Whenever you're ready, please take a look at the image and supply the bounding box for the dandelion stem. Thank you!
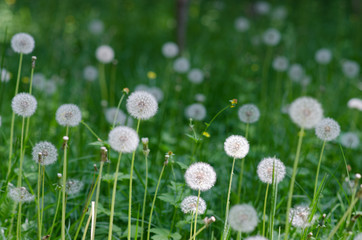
[37,161,42,240]
[81,120,103,142]
[92,161,104,240]
[99,63,108,103]
[108,152,122,240]
[82,209,93,240]
[49,190,61,238]
[284,127,305,240]
[17,202,22,240]
[236,232,241,240]
[193,189,201,240]
[236,123,249,203]
[61,126,69,240]
[262,183,270,237]
[269,164,278,240]
[147,163,166,240]
[40,166,45,237]
[189,212,195,240]
[140,153,149,240]
[313,140,326,199]
[112,92,126,129]
[190,222,209,240]
[222,157,236,240]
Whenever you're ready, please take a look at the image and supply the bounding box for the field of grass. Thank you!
[0,0,361,239]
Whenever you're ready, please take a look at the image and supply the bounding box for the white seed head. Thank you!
[105,107,127,126]
[32,73,46,91]
[354,233,362,240]
[245,236,268,240]
[300,76,311,87]
[238,104,260,124]
[32,141,58,166]
[254,1,270,15]
[271,6,288,20]
[272,56,289,72]
[66,179,84,195]
[234,17,250,32]
[173,57,190,73]
[108,126,139,153]
[162,42,179,58]
[315,48,332,65]
[228,204,258,233]
[1,68,11,82]
[88,19,104,35]
[83,65,98,82]
[289,97,323,129]
[224,135,250,159]
[288,64,305,82]
[342,60,360,78]
[340,132,360,149]
[96,45,115,64]
[315,118,341,141]
[126,91,158,120]
[263,28,281,46]
[141,137,149,144]
[188,68,204,84]
[185,103,207,121]
[257,157,286,184]
[180,195,207,214]
[56,104,82,127]
[8,186,35,203]
[289,205,315,228]
[184,162,217,191]
[347,98,362,111]
[11,33,35,54]
[11,93,37,117]
[195,93,206,103]
[147,87,164,102]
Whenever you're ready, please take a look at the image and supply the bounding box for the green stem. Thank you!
[82,209,93,240]
[17,117,26,188]
[37,161,42,240]
[222,157,236,240]
[61,126,69,240]
[99,63,108,103]
[269,173,278,240]
[17,202,22,240]
[92,161,104,240]
[108,152,123,240]
[313,141,326,199]
[140,154,149,240]
[112,93,126,129]
[190,223,208,240]
[49,190,61,239]
[236,232,241,240]
[193,190,201,240]
[40,166,45,238]
[81,121,103,142]
[146,163,166,240]
[262,183,270,237]
[236,123,249,203]
[284,128,305,240]
[189,213,194,240]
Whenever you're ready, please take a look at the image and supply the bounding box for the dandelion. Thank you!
[126,91,158,120]
[224,135,249,159]
[173,57,190,73]
[135,84,149,92]
[315,118,341,141]
[32,73,46,91]
[32,141,58,165]
[188,68,204,84]
[162,42,179,58]
[83,65,98,81]
[289,97,323,129]
[108,126,139,153]
[245,236,268,240]
[96,45,115,64]
[195,93,206,103]
[288,64,304,82]
[55,104,82,127]
[105,107,127,125]
[234,17,250,32]
[228,204,258,233]
[354,233,362,240]
[147,87,164,102]
[238,104,260,124]
[342,60,360,78]
[271,6,288,20]
[181,196,207,214]
[88,19,104,35]
[315,48,332,65]
[340,132,359,149]
[184,162,217,191]
[289,205,315,228]
[185,103,207,121]
[11,93,37,117]
[8,185,35,203]
[347,98,362,111]
[254,1,270,15]
[66,179,84,195]
[44,80,57,95]
[11,33,35,54]
[1,68,11,82]
[257,157,286,184]
[263,28,281,46]
[272,56,289,72]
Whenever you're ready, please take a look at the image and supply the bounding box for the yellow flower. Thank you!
[202,131,210,138]
[230,99,238,108]
[147,71,156,79]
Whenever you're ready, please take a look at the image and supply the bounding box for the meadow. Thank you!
[0,0,361,239]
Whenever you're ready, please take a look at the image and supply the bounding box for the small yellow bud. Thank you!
[202,131,210,138]
[147,71,157,79]
[230,99,238,108]
[123,88,130,94]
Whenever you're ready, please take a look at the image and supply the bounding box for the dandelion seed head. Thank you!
[315,48,332,65]
[185,103,207,121]
[257,157,286,184]
[300,76,311,87]
[354,233,362,240]
[83,66,98,82]
[147,87,164,102]
[105,107,127,126]
[271,6,288,20]
[32,141,58,166]
[272,56,289,72]
[245,236,268,240]
[263,28,281,46]
[234,17,250,32]
[347,98,362,111]
[11,93,37,117]
[184,162,217,191]
[96,45,114,64]
[238,104,260,124]
[173,57,190,73]
[181,196,207,214]
[108,126,139,153]
[11,33,35,54]
[288,64,305,82]
[1,68,11,82]
[195,93,206,103]
[342,60,360,79]
[315,118,340,141]
[340,132,360,149]
[289,205,315,228]
[126,91,158,120]
[56,104,82,127]
[88,19,104,35]
[32,73,47,91]
[162,42,179,58]
[254,1,270,15]
[224,135,249,159]
[66,179,84,195]
[8,185,35,203]
[228,204,258,233]
[188,68,204,84]
[289,97,323,129]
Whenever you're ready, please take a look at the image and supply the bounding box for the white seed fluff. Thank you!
[238,104,260,124]
[66,179,84,195]
[32,141,58,166]
[340,132,360,149]
[32,73,47,91]
[271,6,288,20]
[263,28,281,46]
[289,97,323,129]
[1,68,11,82]
[95,45,115,64]
[108,126,139,153]
[234,17,250,32]
[148,87,164,102]
[162,42,179,58]
[181,195,207,214]
[347,98,362,111]
[105,107,127,125]
[315,118,341,141]
[288,64,305,82]
[173,57,190,73]
[185,103,207,121]
[228,204,258,233]
[254,1,270,15]
[195,93,206,103]
[272,56,289,72]
[245,236,268,240]
[56,104,82,127]
[354,233,362,240]
[8,186,35,203]
[257,157,286,184]
[184,162,217,191]
[188,68,204,84]
[315,48,332,65]
[289,205,315,228]
[11,93,37,117]
[11,33,35,54]
[83,65,98,82]
[88,19,104,35]
[342,60,360,78]
[224,135,250,159]
[126,91,158,120]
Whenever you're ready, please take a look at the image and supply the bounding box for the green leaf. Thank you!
[158,192,177,206]
[175,161,188,170]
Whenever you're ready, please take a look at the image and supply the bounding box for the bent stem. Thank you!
[262,183,270,237]
[81,120,103,142]
[284,127,305,240]
[140,154,149,240]
[222,157,236,240]
[190,222,209,240]
[61,126,69,240]
[313,140,326,199]
[48,190,61,238]
[193,190,201,240]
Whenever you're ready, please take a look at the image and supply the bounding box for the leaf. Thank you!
[175,161,188,170]
[150,228,182,240]
[158,192,177,206]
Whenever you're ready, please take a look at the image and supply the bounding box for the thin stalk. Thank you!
[17,202,22,240]
[61,126,69,240]
[49,190,61,238]
[40,166,45,236]
[313,141,326,199]
[190,223,208,240]
[82,209,93,240]
[222,157,237,240]
[140,154,149,240]
[92,161,104,239]
[189,213,195,240]
[284,128,305,240]
[262,183,270,237]
[269,166,278,240]
[37,161,42,240]
[236,123,249,203]
[146,163,166,240]
[81,121,103,142]
[193,190,201,240]
[108,152,123,240]
[236,232,241,240]
[17,117,26,187]
[128,119,141,240]
[23,62,35,148]
[112,92,126,129]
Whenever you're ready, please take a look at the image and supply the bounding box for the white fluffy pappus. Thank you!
[108,126,139,153]
[11,33,35,54]
[126,91,158,120]
[173,57,190,73]
[257,157,286,184]
[228,204,258,233]
[289,97,323,129]
[184,162,217,191]
[55,104,82,127]
[162,42,179,58]
[185,103,207,121]
[96,45,115,64]
[11,93,37,117]
[315,118,340,141]
[32,141,58,166]
[224,135,250,159]
[238,104,260,124]
[181,195,207,214]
